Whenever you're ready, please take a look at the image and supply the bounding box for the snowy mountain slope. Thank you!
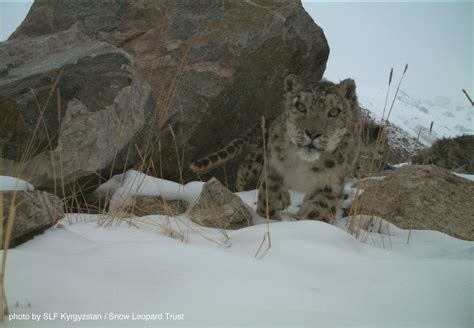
[357,82,473,145]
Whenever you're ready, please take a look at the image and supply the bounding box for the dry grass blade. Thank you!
[461,89,473,106]
[407,226,413,244]
[168,124,189,240]
[18,68,64,169]
[255,116,271,258]
[0,190,18,319]
[415,127,422,145]
[405,127,424,244]
[381,67,393,121]
[168,125,185,186]
[385,63,408,123]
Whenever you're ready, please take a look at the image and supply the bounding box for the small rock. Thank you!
[1,191,64,247]
[187,178,252,230]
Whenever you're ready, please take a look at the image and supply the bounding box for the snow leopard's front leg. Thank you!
[296,185,341,224]
[256,167,290,220]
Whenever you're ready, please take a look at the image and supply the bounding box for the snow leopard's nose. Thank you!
[304,129,322,140]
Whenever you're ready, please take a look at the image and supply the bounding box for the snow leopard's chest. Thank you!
[268,141,333,194]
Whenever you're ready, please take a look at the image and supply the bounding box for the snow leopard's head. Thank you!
[283,74,359,161]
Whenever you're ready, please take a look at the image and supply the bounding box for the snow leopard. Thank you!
[412,134,474,174]
[190,74,363,223]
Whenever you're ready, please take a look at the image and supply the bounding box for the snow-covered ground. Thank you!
[3,172,473,327]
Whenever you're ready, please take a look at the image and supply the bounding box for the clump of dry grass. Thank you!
[348,64,409,246]
[380,67,393,121]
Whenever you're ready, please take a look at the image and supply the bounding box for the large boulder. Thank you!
[1,190,64,247]
[7,0,329,187]
[0,26,154,196]
[353,165,474,240]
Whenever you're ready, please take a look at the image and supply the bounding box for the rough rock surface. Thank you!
[353,165,474,240]
[412,135,474,174]
[188,178,252,230]
[0,26,154,195]
[8,0,329,187]
[126,196,187,217]
[1,191,64,247]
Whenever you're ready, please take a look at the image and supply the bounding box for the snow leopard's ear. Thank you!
[284,74,305,94]
[339,78,357,100]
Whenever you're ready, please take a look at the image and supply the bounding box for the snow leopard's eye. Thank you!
[296,102,307,113]
[328,108,340,118]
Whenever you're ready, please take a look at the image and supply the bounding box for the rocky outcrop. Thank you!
[0,26,154,196]
[412,135,474,174]
[1,191,64,247]
[6,0,329,189]
[188,178,252,230]
[353,165,474,240]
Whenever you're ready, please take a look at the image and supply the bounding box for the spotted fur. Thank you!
[189,125,263,174]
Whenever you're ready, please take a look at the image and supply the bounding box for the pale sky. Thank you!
[303,1,473,103]
[0,0,32,41]
[1,0,472,102]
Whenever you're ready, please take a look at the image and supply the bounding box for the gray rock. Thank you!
[0,26,154,196]
[8,0,329,187]
[353,165,474,241]
[1,191,64,247]
[188,178,252,230]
